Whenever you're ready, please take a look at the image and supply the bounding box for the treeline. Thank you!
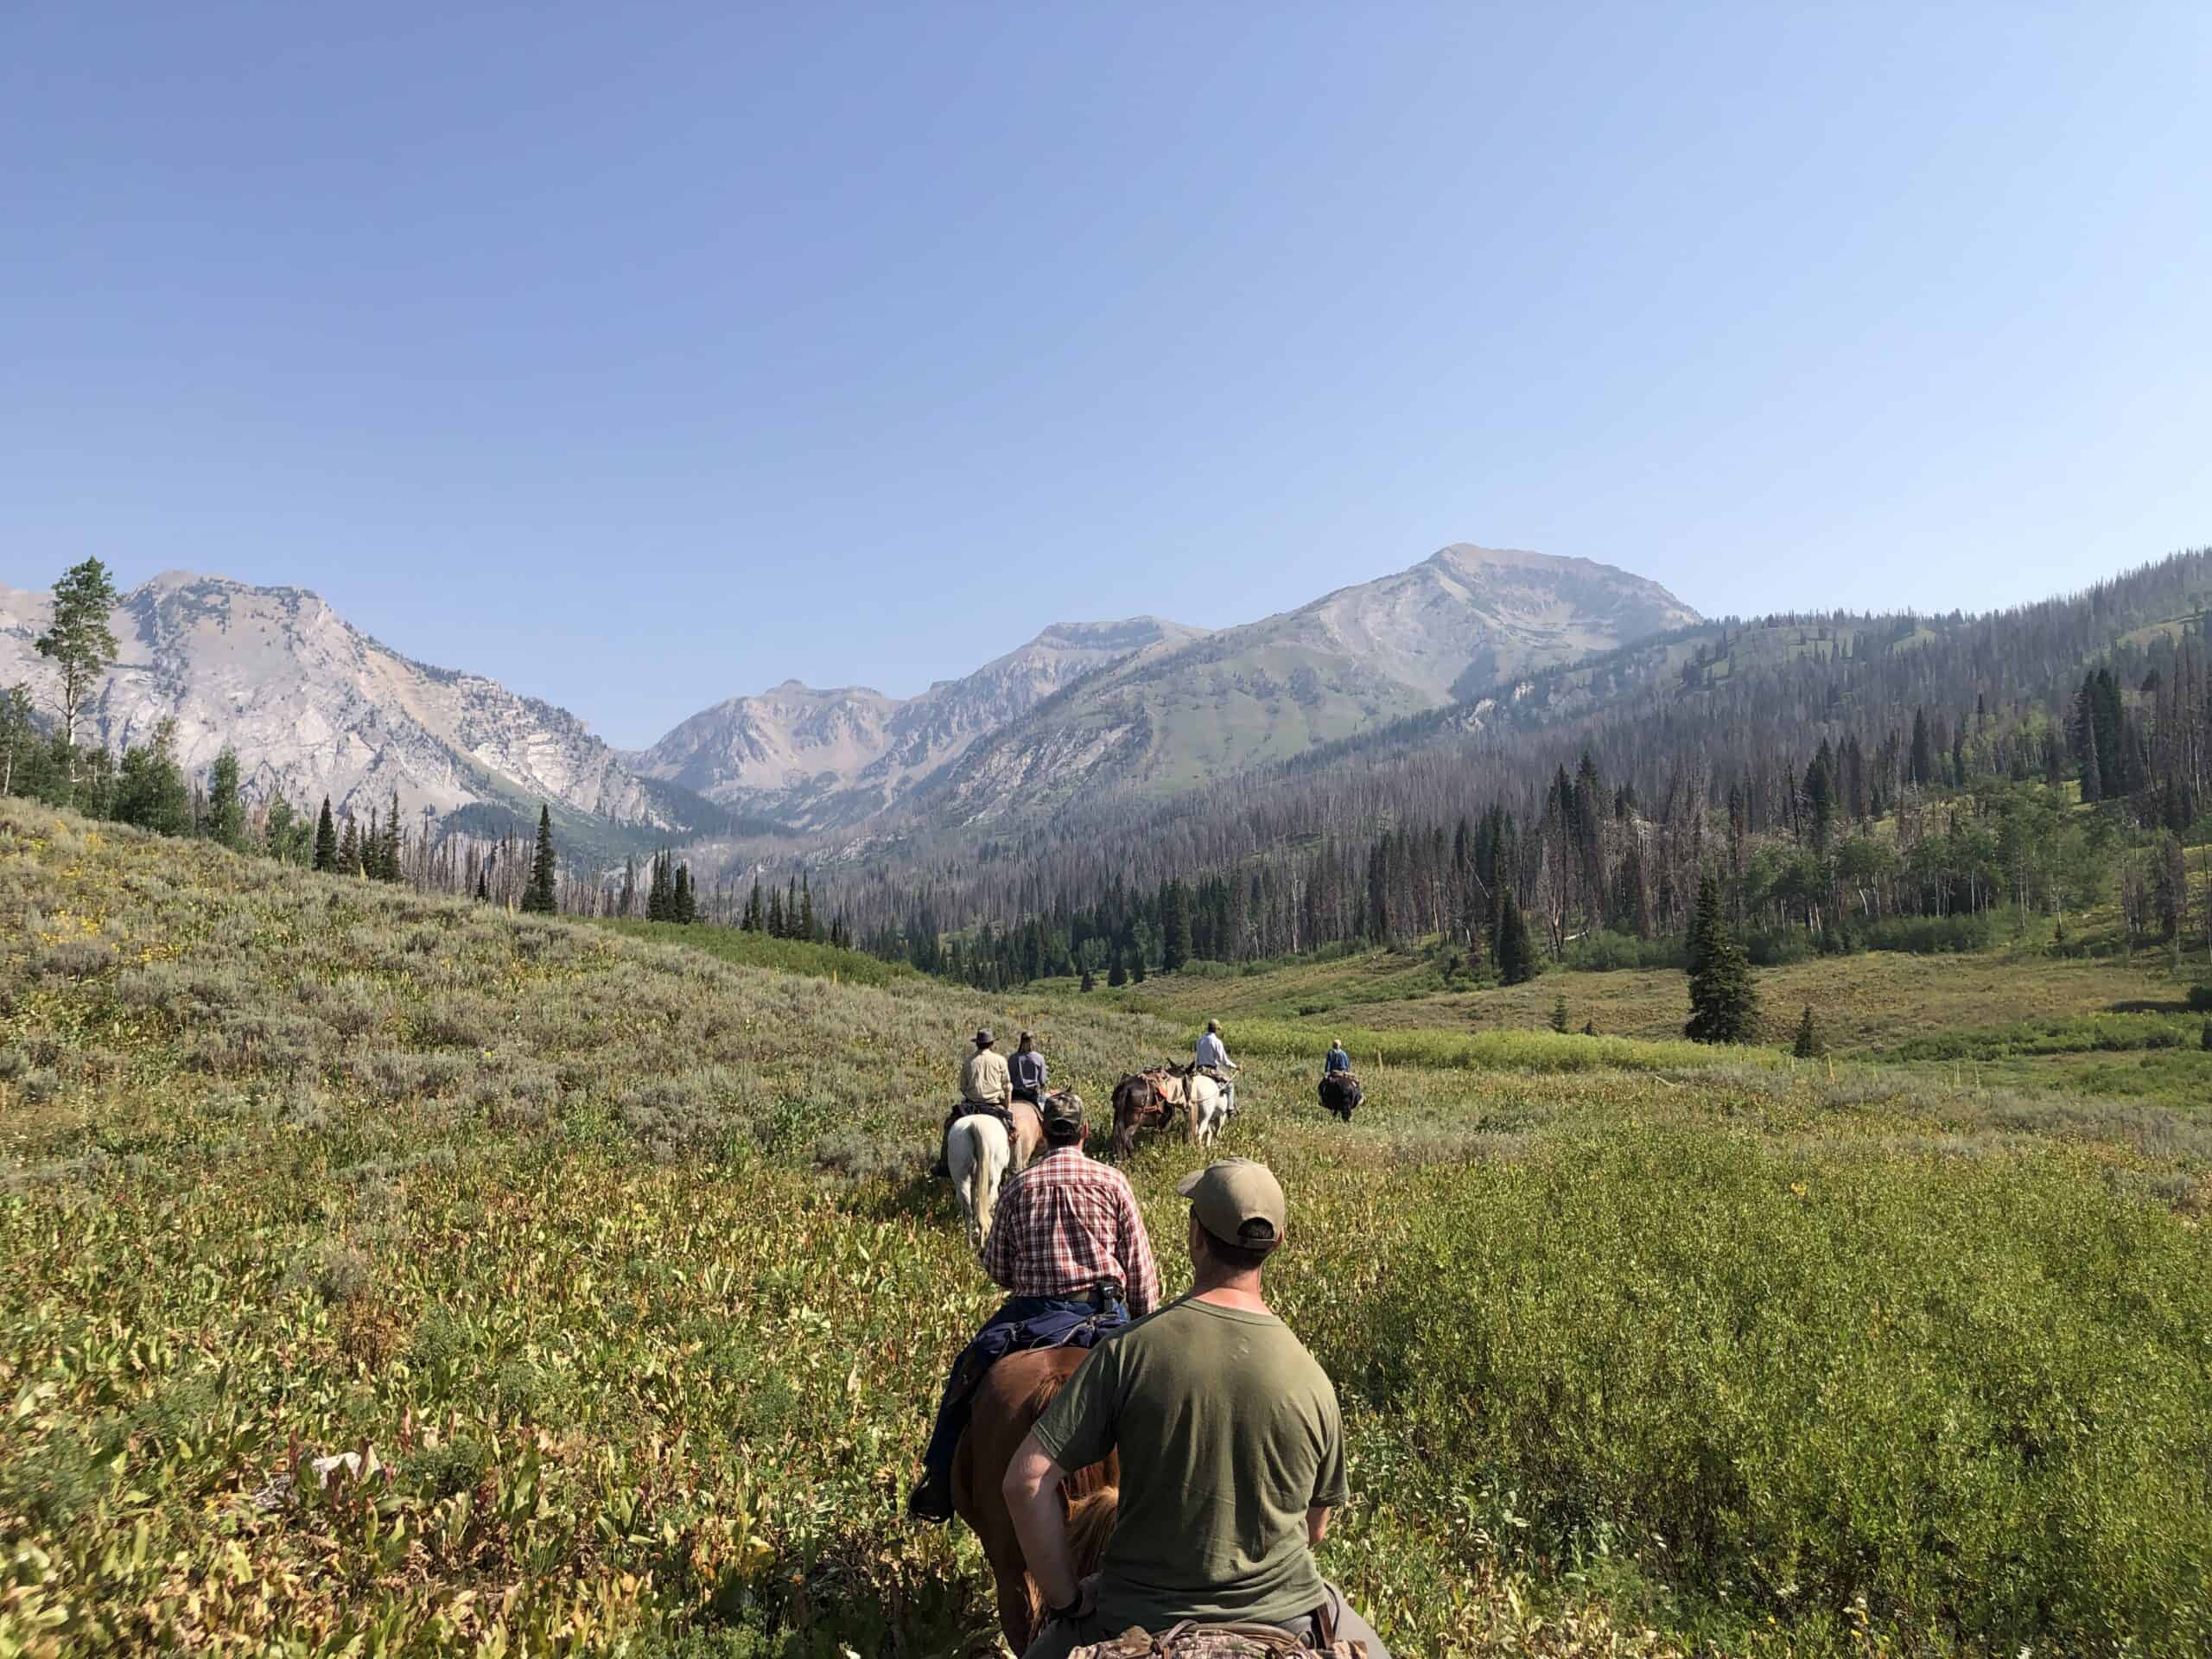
[846,551,2212,990]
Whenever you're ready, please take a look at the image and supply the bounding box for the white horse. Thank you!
[1186,1071,1236,1147]
[947,1111,1013,1252]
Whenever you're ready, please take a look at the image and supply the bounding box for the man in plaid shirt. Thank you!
[909,1092,1160,1522]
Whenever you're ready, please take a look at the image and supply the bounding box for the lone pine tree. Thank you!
[1686,874,1760,1045]
[520,805,559,914]
[313,798,337,871]
[33,556,120,792]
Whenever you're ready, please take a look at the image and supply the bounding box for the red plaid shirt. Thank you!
[981,1147,1161,1315]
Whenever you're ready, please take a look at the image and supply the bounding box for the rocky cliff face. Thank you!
[630,616,1207,828]
[0,571,689,830]
[2,542,1697,857]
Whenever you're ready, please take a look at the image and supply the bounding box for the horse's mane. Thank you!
[1015,1366,1121,1627]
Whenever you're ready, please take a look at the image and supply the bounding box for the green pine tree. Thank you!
[1109,954,1128,988]
[1163,880,1193,972]
[1794,1005,1821,1058]
[337,815,360,876]
[33,557,121,795]
[1494,891,1537,985]
[1550,995,1570,1033]
[313,798,337,872]
[264,796,296,861]
[111,719,191,836]
[674,864,695,925]
[741,877,762,932]
[205,749,245,849]
[520,804,559,914]
[1686,874,1760,1044]
[800,874,817,943]
[379,788,404,880]
[1080,965,1096,993]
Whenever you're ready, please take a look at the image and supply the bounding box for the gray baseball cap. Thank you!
[1177,1158,1286,1251]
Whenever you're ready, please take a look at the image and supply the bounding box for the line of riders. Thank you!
[913,1025,1388,1658]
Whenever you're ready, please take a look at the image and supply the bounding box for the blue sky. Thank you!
[5,3,2209,747]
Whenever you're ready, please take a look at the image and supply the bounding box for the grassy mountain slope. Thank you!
[915,545,1699,827]
[3,801,2209,1656]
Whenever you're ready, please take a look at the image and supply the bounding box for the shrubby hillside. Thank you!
[3,800,2209,1656]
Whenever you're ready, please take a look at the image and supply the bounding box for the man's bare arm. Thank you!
[1306,1505,1332,1548]
[1003,1432,1082,1613]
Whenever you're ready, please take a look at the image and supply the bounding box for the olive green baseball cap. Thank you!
[1177,1158,1286,1252]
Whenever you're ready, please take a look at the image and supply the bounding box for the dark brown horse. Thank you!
[1109,1067,1190,1160]
[1318,1072,1362,1122]
[952,1346,1120,1649]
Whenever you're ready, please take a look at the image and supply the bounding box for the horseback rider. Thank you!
[937,1027,1015,1175]
[1194,1019,1238,1116]
[1002,1159,1391,1656]
[1010,1031,1049,1106]
[1323,1039,1351,1077]
[908,1093,1160,1523]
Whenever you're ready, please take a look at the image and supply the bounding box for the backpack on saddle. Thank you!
[1071,1622,1368,1658]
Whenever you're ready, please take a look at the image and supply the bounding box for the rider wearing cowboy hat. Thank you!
[935,1027,1015,1175]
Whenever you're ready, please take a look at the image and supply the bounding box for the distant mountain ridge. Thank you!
[909,544,1700,826]
[0,571,736,850]
[627,615,1211,829]
[3,540,1699,861]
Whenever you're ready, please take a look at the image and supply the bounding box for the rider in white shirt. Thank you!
[1195,1020,1238,1115]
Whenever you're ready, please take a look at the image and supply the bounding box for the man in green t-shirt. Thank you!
[1003,1160,1392,1657]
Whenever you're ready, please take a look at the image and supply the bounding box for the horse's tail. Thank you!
[974,1124,1004,1245]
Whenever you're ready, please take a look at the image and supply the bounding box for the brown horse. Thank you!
[1109,1067,1189,1160]
[1007,1096,1045,1170]
[952,1345,1120,1649]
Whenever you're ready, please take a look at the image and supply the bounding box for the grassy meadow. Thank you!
[3,799,2210,1656]
[1061,930,2212,1109]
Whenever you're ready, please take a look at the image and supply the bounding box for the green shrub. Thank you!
[1350,1133,2212,1651]
[1858,912,2000,954]
[1558,930,1686,972]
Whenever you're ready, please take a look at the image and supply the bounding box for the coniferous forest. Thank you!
[830,550,2212,989]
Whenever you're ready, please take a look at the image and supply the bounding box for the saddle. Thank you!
[953,1098,1017,1136]
[1072,1621,1366,1658]
[1119,1069,1186,1128]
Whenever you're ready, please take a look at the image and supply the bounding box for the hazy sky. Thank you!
[6,3,2209,747]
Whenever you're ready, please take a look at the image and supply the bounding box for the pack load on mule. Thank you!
[1109,1066,1190,1160]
